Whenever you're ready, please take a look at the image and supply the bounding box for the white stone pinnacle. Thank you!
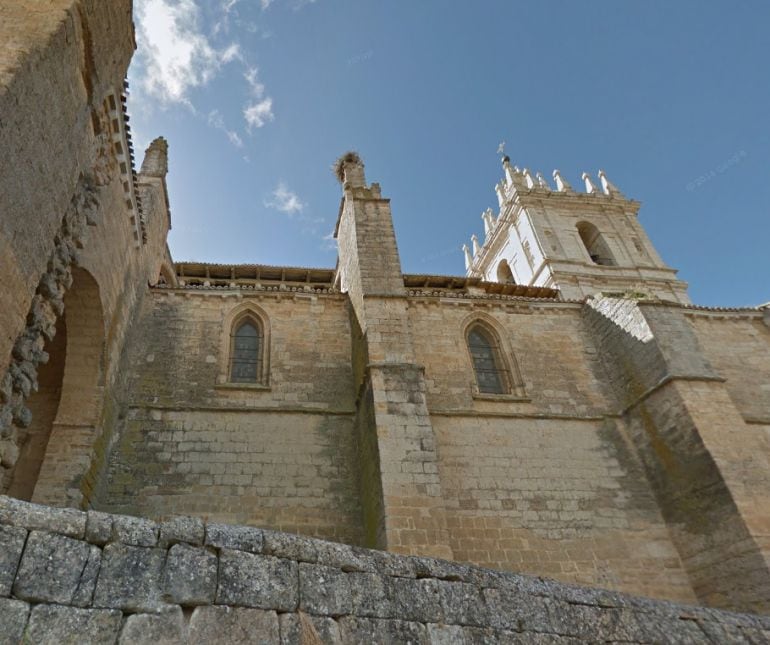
[553,169,572,192]
[598,170,622,197]
[582,172,598,194]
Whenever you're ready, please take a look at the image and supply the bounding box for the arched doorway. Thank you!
[7,267,106,506]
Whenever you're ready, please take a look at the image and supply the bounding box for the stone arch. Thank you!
[577,221,616,266]
[218,302,271,386]
[496,259,516,284]
[460,312,526,397]
[9,267,106,506]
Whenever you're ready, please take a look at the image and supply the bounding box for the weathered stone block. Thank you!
[162,543,217,606]
[337,617,429,644]
[0,495,85,538]
[437,580,488,627]
[73,545,102,607]
[0,524,26,596]
[388,576,443,623]
[348,571,392,618]
[93,543,165,611]
[365,547,416,578]
[13,530,92,604]
[314,539,373,572]
[159,515,204,547]
[217,549,298,611]
[262,529,318,562]
[118,605,185,645]
[412,556,478,584]
[279,612,342,645]
[0,598,29,645]
[299,563,351,616]
[112,514,159,547]
[462,626,523,644]
[427,623,466,644]
[25,604,122,645]
[206,522,263,554]
[482,587,548,633]
[85,511,113,545]
[188,606,279,644]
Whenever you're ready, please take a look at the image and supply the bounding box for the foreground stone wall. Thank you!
[0,496,768,644]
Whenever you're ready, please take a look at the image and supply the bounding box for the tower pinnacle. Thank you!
[140,137,168,178]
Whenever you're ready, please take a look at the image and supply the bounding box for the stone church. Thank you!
[1,1,769,637]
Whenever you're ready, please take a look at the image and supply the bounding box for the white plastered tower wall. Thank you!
[464,157,690,304]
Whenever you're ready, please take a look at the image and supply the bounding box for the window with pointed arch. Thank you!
[229,315,265,383]
[466,323,510,395]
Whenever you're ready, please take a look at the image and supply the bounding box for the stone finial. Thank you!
[333,151,366,188]
[481,208,496,236]
[598,170,623,198]
[553,170,572,192]
[471,234,481,256]
[503,161,527,191]
[523,169,537,190]
[582,172,598,194]
[462,244,473,270]
[495,182,506,209]
[536,172,550,189]
[140,137,168,178]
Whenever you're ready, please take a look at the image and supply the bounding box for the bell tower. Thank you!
[464,157,690,303]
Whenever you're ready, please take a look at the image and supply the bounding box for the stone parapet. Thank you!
[0,495,768,643]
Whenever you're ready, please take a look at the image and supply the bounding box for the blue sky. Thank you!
[128,1,769,306]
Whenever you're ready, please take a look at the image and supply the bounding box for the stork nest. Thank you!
[333,151,362,182]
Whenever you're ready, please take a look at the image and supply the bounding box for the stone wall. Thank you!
[94,289,364,545]
[688,311,770,423]
[408,297,694,603]
[0,0,174,509]
[0,0,134,375]
[1,495,768,644]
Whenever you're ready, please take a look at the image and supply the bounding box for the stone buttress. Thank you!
[334,153,453,559]
[585,295,770,614]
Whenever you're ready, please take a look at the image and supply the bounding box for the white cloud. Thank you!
[244,67,266,97]
[242,67,274,131]
[244,98,275,130]
[133,0,239,105]
[265,183,305,214]
[207,110,244,148]
[261,0,318,11]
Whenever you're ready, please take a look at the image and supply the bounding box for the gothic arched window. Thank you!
[467,324,509,395]
[229,317,264,383]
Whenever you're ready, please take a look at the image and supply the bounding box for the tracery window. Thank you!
[229,317,263,383]
[467,324,509,395]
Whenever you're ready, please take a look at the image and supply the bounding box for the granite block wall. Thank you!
[1,495,768,644]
